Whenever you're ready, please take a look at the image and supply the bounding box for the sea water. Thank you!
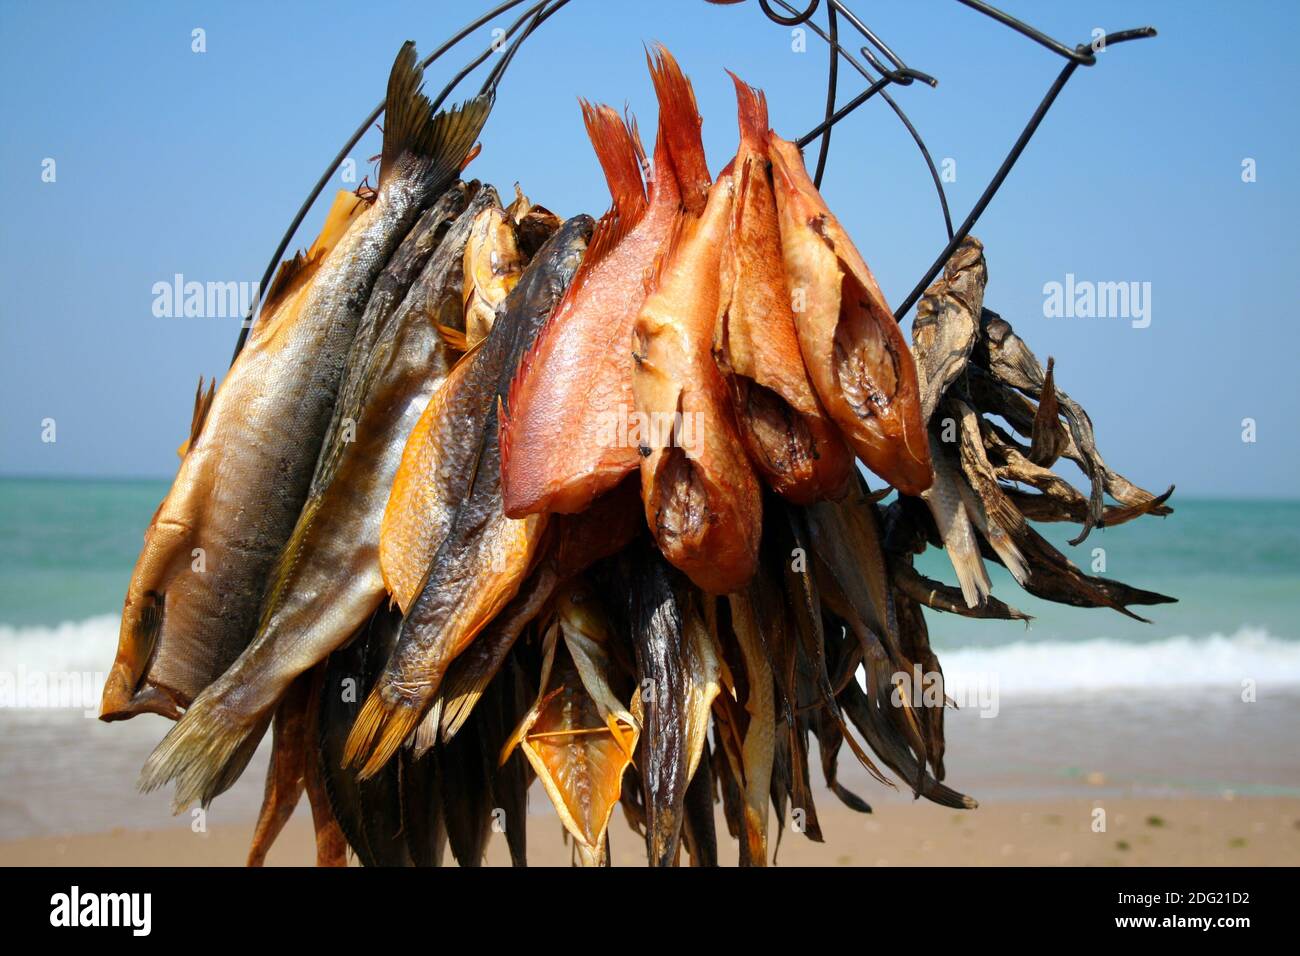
[1,477,1297,835]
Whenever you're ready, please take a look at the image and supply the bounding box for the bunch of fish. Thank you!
[101,42,1173,867]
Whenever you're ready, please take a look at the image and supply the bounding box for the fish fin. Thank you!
[138,692,272,811]
[258,188,366,319]
[581,100,648,224]
[460,141,482,172]
[410,695,443,757]
[726,70,769,153]
[343,685,426,780]
[946,534,991,609]
[177,375,215,458]
[379,41,492,191]
[626,106,650,179]
[646,43,710,215]
[260,249,317,317]
[436,323,469,352]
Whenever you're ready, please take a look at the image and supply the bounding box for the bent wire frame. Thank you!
[230,0,1156,363]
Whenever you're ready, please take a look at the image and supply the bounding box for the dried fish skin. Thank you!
[345,215,593,779]
[912,235,986,423]
[104,44,489,722]
[140,188,470,809]
[769,133,932,496]
[714,74,853,504]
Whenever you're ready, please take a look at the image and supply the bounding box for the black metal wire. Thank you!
[773,0,953,241]
[232,0,1157,362]
[228,0,537,364]
[759,0,819,27]
[810,1,837,188]
[891,26,1157,321]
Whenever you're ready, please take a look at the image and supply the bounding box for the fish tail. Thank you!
[379,41,492,191]
[726,70,769,152]
[948,544,992,609]
[646,43,710,215]
[986,528,1029,586]
[137,693,270,811]
[342,685,426,779]
[580,100,647,223]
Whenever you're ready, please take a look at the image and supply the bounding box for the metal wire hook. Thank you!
[759,0,820,27]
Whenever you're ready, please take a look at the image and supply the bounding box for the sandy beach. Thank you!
[5,795,1297,867]
[5,690,1298,867]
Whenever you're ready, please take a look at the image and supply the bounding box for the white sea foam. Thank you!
[0,615,119,674]
[0,617,1298,712]
[939,626,1300,696]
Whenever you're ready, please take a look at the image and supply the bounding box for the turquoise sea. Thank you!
[1,476,1297,688]
[0,476,1298,838]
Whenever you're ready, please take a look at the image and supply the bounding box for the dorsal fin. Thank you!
[581,100,648,226]
[379,41,493,191]
[646,44,710,216]
[177,375,216,459]
[261,188,370,317]
[260,250,315,317]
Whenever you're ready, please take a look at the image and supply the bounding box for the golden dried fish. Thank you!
[769,132,932,496]
[140,188,470,808]
[501,592,638,867]
[462,196,525,349]
[500,93,668,519]
[631,58,762,594]
[435,475,643,745]
[380,187,514,614]
[102,44,489,722]
[714,74,852,504]
[102,189,363,722]
[345,215,593,778]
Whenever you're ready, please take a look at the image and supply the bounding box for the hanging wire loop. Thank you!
[230,2,1157,362]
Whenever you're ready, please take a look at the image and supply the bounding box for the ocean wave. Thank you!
[0,615,118,676]
[938,627,1300,696]
[1,617,1298,701]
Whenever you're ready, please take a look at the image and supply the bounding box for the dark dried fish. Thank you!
[912,235,986,422]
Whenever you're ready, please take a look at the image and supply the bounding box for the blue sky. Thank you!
[1,0,1297,497]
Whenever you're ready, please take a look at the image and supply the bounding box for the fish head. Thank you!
[99,509,197,721]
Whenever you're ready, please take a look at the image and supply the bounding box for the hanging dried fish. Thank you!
[769,130,932,495]
[912,235,986,422]
[713,74,853,504]
[346,215,592,778]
